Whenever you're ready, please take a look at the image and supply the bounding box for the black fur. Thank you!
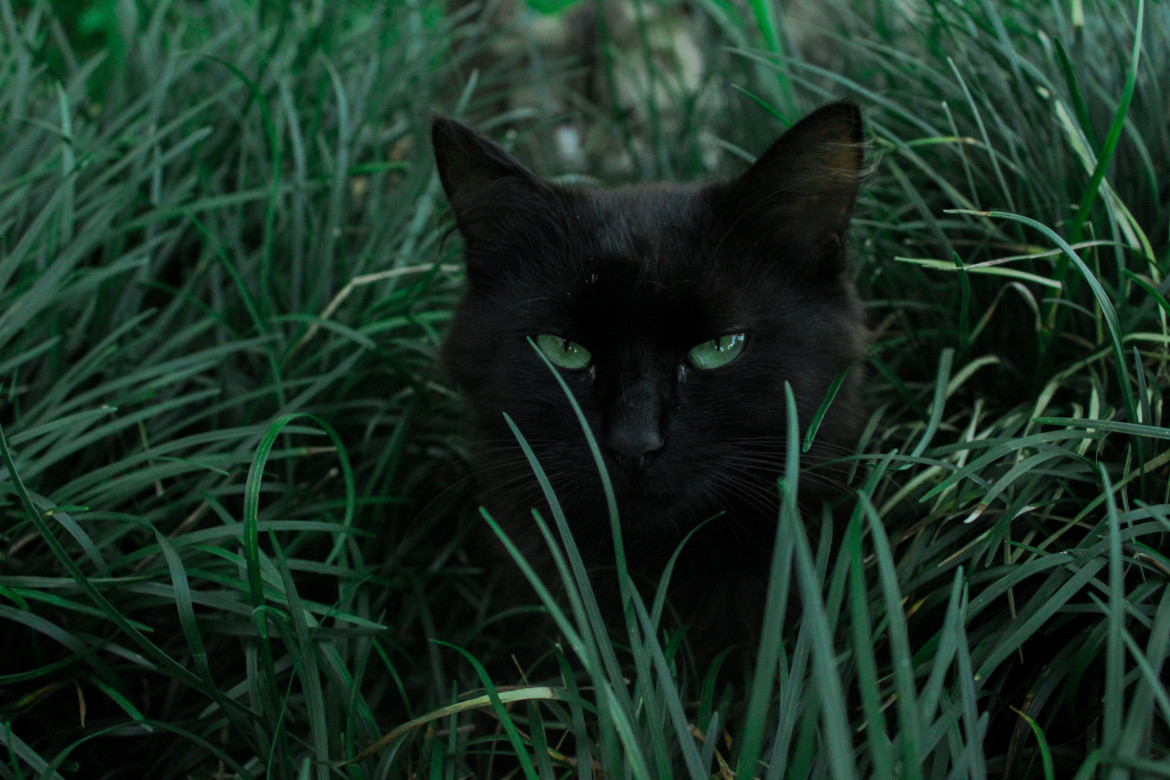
[433,103,868,657]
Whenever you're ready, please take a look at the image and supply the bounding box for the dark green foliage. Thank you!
[1,0,1167,777]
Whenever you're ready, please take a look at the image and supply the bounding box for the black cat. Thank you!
[433,103,867,660]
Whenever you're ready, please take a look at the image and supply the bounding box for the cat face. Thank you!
[434,105,867,547]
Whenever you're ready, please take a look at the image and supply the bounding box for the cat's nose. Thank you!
[606,424,665,469]
[605,379,666,469]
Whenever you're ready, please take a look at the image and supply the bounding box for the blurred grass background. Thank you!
[1,0,1167,777]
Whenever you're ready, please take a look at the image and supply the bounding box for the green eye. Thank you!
[536,333,592,370]
[687,333,746,370]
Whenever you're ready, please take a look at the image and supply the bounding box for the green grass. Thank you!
[1,0,1168,777]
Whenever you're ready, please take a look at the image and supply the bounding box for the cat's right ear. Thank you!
[431,116,547,244]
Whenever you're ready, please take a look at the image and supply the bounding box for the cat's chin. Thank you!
[611,486,715,534]
[609,468,677,504]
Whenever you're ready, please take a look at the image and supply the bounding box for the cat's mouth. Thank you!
[609,461,696,515]
[605,453,661,492]
[611,484,719,535]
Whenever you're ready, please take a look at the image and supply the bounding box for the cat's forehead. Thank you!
[580,183,709,262]
[559,184,737,308]
[535,185,763,334]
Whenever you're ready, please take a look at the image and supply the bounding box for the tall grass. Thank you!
[1,2,471,776]
[1,0,1167,777]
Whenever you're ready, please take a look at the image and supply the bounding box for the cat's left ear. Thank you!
[722,102,865,272]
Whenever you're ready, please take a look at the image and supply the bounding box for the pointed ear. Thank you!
[431,116,549,244]
[721,102,865,271]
